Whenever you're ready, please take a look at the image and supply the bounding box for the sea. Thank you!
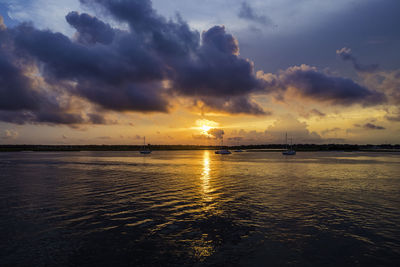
[0,150,399,266]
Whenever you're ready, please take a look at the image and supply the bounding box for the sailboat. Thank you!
[139,136,152,154]
[282,133,296,155]
[234,141,244,152]
[215,136,231,154]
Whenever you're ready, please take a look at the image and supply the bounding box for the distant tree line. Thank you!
[0,144,399,152]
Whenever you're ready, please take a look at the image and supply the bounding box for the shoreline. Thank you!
[1,145,399,152]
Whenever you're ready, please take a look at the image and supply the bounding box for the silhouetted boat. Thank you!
[215,149,232,154]
[140,136,152,154]
[234,141,244,152]
[215,136,231,154]
[282,133,296,155]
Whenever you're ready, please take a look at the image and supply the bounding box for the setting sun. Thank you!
[201,124,212,133]
[194,119,219,135]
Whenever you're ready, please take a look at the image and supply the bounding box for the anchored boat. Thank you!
[282,133,296,155]
[140,136,152,154]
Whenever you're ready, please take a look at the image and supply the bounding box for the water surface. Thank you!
[1,151,399,266]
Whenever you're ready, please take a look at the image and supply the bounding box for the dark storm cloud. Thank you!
[0,23,108,126]
[172,26,263,98]
[261,65,386,106]
[66,11,115,44]
[1,0,394,126]
[0,110,81,125]
[80,0,200,56]
[0,22,40,111]
[79,1,263,98]
[0,108,107,125]
[0,24,91,125]
[0,0,268,126]
[197,95,268,115]
[80,0,161,34]
[238,2,273,26]
[336,47,379,73]
[76,81,169,112]
[12,23,164,86]
[0,50,39,111]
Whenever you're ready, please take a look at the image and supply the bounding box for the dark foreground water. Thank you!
[1,151,400,266]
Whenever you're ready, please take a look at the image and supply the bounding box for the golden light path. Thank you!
[200,150,212,202]
[192,150,215,259]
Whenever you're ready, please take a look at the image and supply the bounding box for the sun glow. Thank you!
[194,119,219,135]
[201,124,212,133]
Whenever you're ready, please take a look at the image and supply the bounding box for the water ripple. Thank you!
[0,151,400,266]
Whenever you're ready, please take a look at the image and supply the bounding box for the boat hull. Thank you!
[282,150,296,155]
[215,150,232,154]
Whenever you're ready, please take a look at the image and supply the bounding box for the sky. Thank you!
[0,0,399,145]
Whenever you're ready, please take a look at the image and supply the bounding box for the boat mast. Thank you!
[285,132,288,150]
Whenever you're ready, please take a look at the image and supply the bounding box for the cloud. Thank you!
[0,0,269,126]
[300,108,326,118]
[226,115,324,144]
[2,0,395,129]
[310,108,326,117]
[208,128,224,139]
[336,47,379,73]
[238,2,273,26]
[355,123,385,130]
[170,25,264,99]
[1,129,19,140]
[362,69,400,105]
[385,108,400,122]
[258,64,386,106]
[0,26,100,126]
[192,126,224,140]
[386,115,400,122]
[321,127,341,135]
[227,136,243,142]
[97,136,111,139]
[66,11,115,45]
[195,96,268,115]
[265,115,323,143]
[0,29,40,111]
[0,15,5,30]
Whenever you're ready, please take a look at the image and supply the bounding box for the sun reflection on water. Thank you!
[195,150,216,259]
[201,150,212,202]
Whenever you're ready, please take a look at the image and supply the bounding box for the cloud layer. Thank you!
[258,65,386,106]
[0,0,269,125]
[0,0,395,127]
